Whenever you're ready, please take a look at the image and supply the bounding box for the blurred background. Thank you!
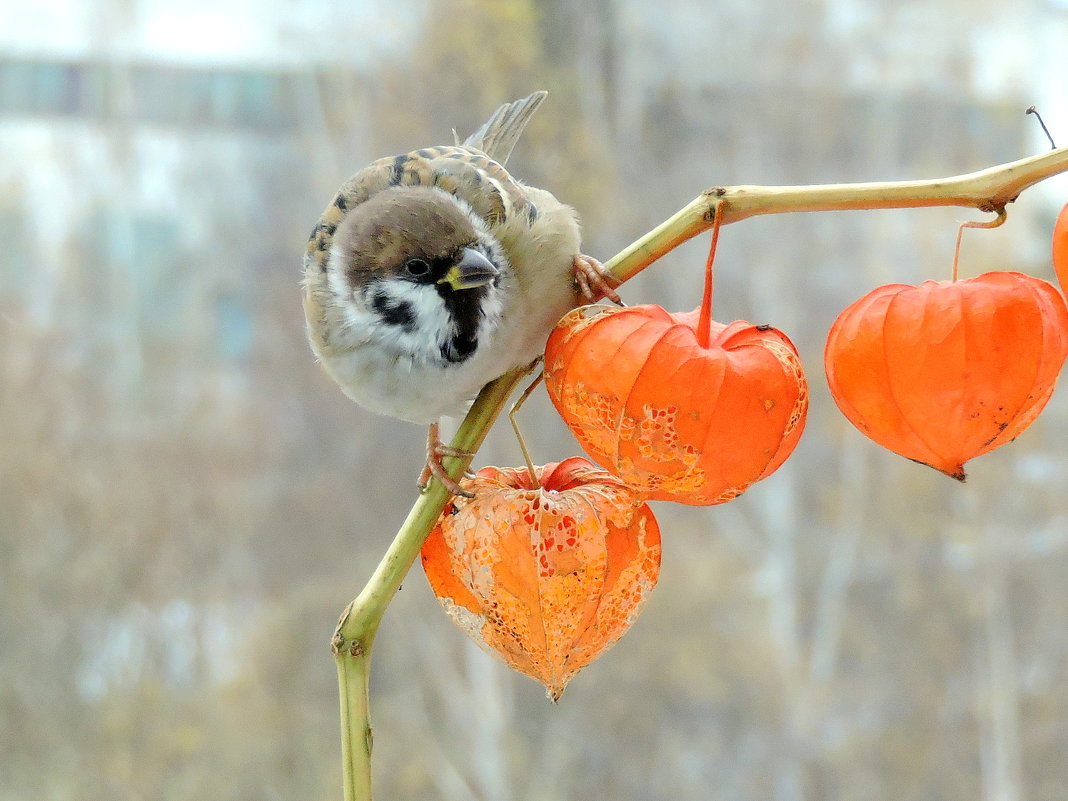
[4,1,1068,799]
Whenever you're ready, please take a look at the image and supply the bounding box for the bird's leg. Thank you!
[572,253,624,306]
[418,421,475,498]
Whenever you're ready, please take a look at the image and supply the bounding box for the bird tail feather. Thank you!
[460,91,548,165]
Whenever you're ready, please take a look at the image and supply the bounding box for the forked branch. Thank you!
[334,144,1068,801]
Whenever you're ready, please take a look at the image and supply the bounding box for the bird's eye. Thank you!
[404,258,431,278]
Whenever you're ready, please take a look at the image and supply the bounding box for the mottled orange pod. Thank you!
[825,271,1068,480]
[543,305,808,505]
[421,457,661,700]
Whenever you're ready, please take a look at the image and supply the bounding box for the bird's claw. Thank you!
[419,423,475,498]
[573,254,624,306]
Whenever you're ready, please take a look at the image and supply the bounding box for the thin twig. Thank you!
[953,208,1008,281]
[509,368,546,487]
[1026,106,1057,150]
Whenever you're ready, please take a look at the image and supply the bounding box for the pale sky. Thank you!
[0,0,425,66]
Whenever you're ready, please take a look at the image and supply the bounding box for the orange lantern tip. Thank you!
[910,457,967,482]
[945,466,967,483]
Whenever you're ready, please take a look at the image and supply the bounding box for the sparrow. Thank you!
[302,91,618,496]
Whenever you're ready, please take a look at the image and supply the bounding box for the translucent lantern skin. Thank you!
[543,305,808,505]
[825,271,1068,480]
[421,457,661,701]
[1054,202,1068,295]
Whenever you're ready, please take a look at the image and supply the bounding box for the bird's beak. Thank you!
[438,248,498,291]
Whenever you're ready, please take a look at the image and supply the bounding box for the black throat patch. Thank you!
[437,284,486,364]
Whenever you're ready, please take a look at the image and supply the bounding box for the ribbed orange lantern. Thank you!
[1053,202,1068,295]
[543,305,808,505]
[825,271,1068,480]
[421,457,660,700]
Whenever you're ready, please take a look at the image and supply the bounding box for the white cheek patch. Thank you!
[325,245,447,357]
[372,277,451,332]
[360,278,457,364]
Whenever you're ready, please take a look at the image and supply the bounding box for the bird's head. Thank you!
[327,186,507,365]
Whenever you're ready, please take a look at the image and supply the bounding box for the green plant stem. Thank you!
[333,143,1068,801]
[332,366,528,801]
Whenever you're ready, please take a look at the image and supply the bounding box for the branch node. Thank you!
[701,190,725,220]
[332,601,354,654]
[978,199,1012,214]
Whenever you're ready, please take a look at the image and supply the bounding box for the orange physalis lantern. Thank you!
[421,457,660,700]
[543,306,808,505]
[825,271,1068,480]
[1053,202,1068,295]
